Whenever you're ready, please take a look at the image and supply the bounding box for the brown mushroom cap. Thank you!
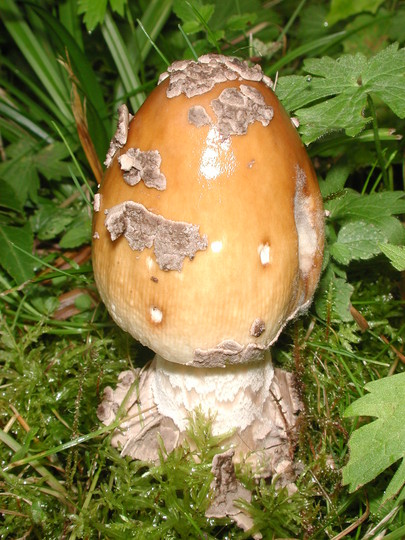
[92,55,324,367]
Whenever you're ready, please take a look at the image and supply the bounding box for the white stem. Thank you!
[151,351,274,435]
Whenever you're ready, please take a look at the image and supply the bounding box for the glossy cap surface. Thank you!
[92,55,324,366]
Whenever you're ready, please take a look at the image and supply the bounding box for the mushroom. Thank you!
[93,54,324,478]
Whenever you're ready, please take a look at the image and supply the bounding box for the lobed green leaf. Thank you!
[0,223,36,283]
[343,372,405,501]
[277,44,405,142]
[379,244,405,271]
[327,0,386,27]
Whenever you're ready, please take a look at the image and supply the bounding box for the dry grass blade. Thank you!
[60,54,103,185]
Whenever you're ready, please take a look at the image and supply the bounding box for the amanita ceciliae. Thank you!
[93,55,324,482]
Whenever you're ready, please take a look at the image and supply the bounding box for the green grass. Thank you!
[1,0,405,538]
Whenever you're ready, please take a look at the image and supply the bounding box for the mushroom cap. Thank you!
[92,55,324,367]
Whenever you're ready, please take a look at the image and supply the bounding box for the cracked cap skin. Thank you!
[92,55,324,367]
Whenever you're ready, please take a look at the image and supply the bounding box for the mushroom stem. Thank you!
[98,356,302,479]
[151,351,274,435]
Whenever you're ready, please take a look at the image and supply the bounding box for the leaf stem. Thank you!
[367,94,388,188]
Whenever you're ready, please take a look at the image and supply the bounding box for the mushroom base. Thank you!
[97,354,302,481]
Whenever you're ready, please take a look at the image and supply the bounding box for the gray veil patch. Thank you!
[211,85,273,138]
[188,105,212,128]
[118,148,167,190]
[104,201,208,271]
[192,339,266,367]
[159,54,273,98]
[104,104,133,168]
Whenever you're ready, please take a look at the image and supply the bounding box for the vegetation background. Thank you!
[0,0,405,538]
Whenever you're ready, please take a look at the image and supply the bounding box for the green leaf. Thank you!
[315,266,354,322]
[330,221,387,265]
[390,8,405,43]
[173,0,215,34]
[0,180,24,214]
[297,4,329,41]
[30,201,75,242]
[110,0,127,17]
[343,372,405,501]
[319,162,351,198]
[0,222,36,284]
[327,0,386,27]
[78,0,108,32]
[0,139,73,205]
[0,143,40,206]
[36,146,73,182]
[74,293,93,311]
[225,13,257,31]
[363,45,405,118]
[276,44,405,143]
[59,215,92,249]
[379,244,405,271]
[342,12,392,56]
[31,295,59,316]
[326,190,405,223]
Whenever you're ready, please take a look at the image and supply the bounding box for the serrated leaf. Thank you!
[374,216,405,245]
[315,266,354,322]
[0,222,36,284]
[326,190,405,223]
[277,54,367,111]
[173,0,215,34]
[226,13,257,31]
[330,220,387,265]
[35,142,72,181]
[379,244,405,271]
[343,372,405,501]
[297,92,369,142]
[0,140,73,205]
[276,44,405,143]
[0,144,40,206]
[78,0,108,32]
[30,202,75,241]
[110,0,127,17]
[327,0,386,27]
[319,162,351,198]
[31,295,59,315]
[59,214,91,248]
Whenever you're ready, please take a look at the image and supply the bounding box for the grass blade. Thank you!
[0,101,53,143]
[0,429,71,504]
[31,4,110,159]
[134,0,173,68]
[101,12,146,113]
[1,0,73,122]
[136,18,170,66]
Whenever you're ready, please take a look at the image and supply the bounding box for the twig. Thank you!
[380,334,405,365]
[361,504,400,539]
